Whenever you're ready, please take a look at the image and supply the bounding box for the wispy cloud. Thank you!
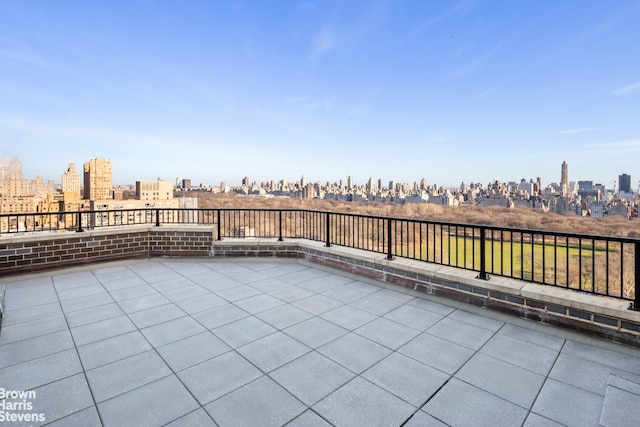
[345,105,370,117]
[0,46,49,67]
[468,86,498,103]
[0,115,177,151]
[559,127,595,135]
[451,42,503,78]
[428,135,448,144]
[612,80,640,95]
[303,100,332,111]
[284,96,309,104]
[309,24,335,61]
[403,0,472,41]
[584,138,640,153]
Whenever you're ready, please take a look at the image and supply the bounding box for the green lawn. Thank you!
[395,235,623,291]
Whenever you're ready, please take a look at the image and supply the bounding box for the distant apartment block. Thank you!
[136,179,174,201]
[62,162,81,196]
[31,175,55,199]
[0,156,34,214]
[83,157,113,200]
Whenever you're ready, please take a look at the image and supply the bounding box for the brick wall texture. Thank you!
[0,228,215,276]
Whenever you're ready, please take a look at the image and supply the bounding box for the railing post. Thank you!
[278,210,283,241]
[325,212,331,247]
[476,227,490,280]
[631,241,640,311]
[76,211,83,232]
[216,210,222,241]
[387,218,393,260]
[155,209,160,227]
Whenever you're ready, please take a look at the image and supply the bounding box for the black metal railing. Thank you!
[1,208,638,308]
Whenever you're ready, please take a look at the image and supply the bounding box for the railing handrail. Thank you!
[0,207,637,308]
[1,207,639,243]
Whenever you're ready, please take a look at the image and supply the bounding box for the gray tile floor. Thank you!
[1,259,640,427]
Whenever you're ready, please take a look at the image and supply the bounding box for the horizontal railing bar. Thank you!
[0,207,637,304]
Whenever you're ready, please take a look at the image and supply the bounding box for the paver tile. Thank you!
[284,317,348,349]
[98,375,199,427]
[205,376,306,427]
[157,331,231,372]
[237,331,311,373]
[314,377,415,427]
[423,378,528,427]
[271,352,355,406]
[318,332,391,374]
[178,351,263,405]
[531,379,604,427]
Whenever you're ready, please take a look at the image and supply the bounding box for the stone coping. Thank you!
[0,224,215,244]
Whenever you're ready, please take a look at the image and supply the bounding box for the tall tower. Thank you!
[3,155,30,197]
[62,162,81,196]
[560,161,569,196]
[83,158,113,200]
[619,173,631,193]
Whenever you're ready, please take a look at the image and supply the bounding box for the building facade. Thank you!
[136,179,174,201]
[62,162,81,196]
[83,158,113,200]
[619,173,631,194]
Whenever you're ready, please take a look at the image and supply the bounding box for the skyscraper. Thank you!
[560,161,569,195]
[62,162,81,196]
[83,158,113,200]
[619,173,631,193]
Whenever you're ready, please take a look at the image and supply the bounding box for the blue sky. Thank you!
[1,0,639,189]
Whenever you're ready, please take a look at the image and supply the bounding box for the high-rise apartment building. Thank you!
[367,177,375,193]
[0,155,34,213]
[62,162,81,196]
[560,161,569,196]
[83,158,113,200]
[619,173,631,194]
[1,156,30,198]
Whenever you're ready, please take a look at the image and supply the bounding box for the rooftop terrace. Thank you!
[1,258,640,427]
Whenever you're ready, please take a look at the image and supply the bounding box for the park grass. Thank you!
[395,235,625,293]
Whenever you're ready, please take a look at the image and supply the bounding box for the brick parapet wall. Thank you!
[148,229,216,257]
[0,226,216,276]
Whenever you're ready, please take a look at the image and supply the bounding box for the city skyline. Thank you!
[0,153,635,193]
[1,1,640,187]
